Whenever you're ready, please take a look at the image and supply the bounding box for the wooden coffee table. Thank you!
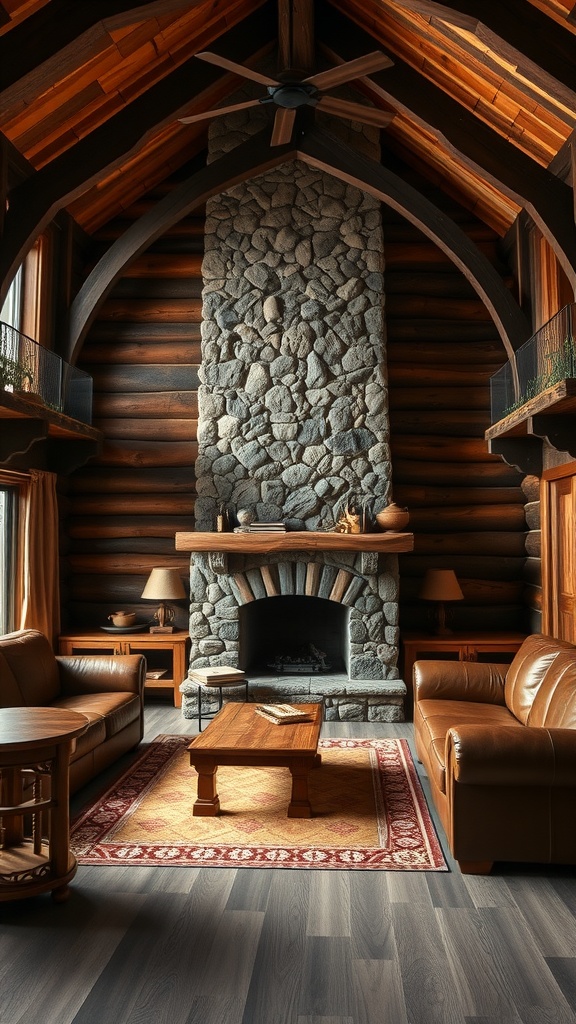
[188,702,323,818]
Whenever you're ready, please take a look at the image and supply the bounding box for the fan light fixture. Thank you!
[141,568,186,634]
[177,3,394,148]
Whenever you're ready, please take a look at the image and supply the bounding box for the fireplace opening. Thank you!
[239,596,349,676]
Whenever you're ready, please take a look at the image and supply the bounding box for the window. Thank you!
[0,237,48,341]
[0,264,23,330]
[0,484,18,634]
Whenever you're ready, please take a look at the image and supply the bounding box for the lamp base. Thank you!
[150,625,175,634]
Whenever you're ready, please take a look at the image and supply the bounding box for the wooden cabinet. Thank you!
[58,631,190,708]
[401,632,526,715]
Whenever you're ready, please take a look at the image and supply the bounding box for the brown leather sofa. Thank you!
[0,628,146,793]
[414,633,576,873]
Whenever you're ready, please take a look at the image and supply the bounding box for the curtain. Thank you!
[19,469,60,645]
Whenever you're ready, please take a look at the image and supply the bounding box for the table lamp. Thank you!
[419,569,464,635]
[141,568,186,633]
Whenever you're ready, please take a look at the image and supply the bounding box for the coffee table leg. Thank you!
[287,764,313,818]
[192,759,220,816]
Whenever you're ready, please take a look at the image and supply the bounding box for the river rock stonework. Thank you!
[186,116,405,721]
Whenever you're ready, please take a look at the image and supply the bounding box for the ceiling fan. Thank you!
[179,2,394,146]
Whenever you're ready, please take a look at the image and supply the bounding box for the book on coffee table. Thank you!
[254,703,311,724]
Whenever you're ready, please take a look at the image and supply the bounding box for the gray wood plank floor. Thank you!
[1,701,575,1024]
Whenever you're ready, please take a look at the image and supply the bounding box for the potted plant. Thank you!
[0,352,35,395]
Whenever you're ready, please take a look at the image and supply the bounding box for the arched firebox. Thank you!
[239,594,349,676]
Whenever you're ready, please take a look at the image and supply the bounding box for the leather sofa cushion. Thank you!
[53,692,140,738]
[527,652,576,729]
[0,629,61,705]
[416,698,522,794]
[70,717,107,761]
[504,634,571,724]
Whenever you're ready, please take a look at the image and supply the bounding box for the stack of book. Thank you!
[189,666,246,687]
[247,522,286,532]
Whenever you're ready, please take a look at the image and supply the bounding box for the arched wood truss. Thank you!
[66,125,530,364]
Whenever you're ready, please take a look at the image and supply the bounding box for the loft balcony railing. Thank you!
[490,303,576,425]
[0,321,93,425]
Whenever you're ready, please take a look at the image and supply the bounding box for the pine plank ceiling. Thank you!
[0,0,575,239]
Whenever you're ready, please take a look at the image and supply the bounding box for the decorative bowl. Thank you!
[108,611,137,627]
[375,502,410,532]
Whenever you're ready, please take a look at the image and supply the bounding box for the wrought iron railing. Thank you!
[490,303,576,424]
[0,321,93,425]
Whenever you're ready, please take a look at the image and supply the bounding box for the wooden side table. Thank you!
[0,707,88,902]
[58,631,190,707]
[401,631,526,715]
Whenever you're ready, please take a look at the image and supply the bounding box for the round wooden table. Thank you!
[0,707,89,902]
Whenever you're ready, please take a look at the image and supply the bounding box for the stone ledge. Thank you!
[180,674,406,723]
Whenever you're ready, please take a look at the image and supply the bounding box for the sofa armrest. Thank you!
[56,654,146,697]
[414,660,508,705]
[447,724,576,787]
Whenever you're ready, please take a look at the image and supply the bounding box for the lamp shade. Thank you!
[419,569,464,602]
[141,568,186,601]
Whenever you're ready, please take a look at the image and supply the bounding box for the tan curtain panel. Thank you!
[19,469,60,645]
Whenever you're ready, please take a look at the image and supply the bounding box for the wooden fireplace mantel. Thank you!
[175,530,414,554]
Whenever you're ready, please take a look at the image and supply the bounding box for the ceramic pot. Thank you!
[108,611,137,627]
[375,502,410,532]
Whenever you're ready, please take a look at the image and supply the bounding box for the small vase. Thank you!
[375,502,410,533]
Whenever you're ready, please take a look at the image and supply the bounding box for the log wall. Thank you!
[384,198,529,633]
[60,175,530,638]
[60,189,203,630]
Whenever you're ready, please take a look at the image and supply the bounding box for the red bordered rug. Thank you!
[70,735,448,871]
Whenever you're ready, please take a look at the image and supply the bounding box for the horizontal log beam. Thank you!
[91,440,197,467]
[92,419,197,441]
[89,365,199,393]
[390,411,492,438]
[389,387,489,410]
[399,554,525,579]
[91,392,198,418]
[413,532,527,556]
[82,341,201,365]
[394,483,524,506]
[390,436,503,462]
[69,467,195,493]
[69,494,195,515]
[393,458,521,484]
[67,516,195,538]
[408,505,526,531]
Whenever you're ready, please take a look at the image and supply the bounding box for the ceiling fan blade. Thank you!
[179,98,263,125]
[195,51,278,87]
[304,51,393,92]
[316,95,395,128]
[270,107,296,145]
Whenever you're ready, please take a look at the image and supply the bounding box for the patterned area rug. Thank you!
[71,735,447,871]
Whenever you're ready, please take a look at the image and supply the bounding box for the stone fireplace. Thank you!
[181,113,408,721]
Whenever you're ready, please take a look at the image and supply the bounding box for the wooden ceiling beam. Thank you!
[321,4,576,289]
[65,124,529,365]
[0,4,275,308]
[0,0,205,117]
[399,0,576,110]
[300,128,530,358]
[65,130,300,361]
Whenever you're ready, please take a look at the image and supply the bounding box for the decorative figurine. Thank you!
[333,501,362,534]
[234,508,255,533]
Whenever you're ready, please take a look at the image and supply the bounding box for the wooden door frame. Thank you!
[541,460,576,637]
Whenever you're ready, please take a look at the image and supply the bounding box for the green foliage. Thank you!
[502,336,576,418]
[0,352,34,392]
